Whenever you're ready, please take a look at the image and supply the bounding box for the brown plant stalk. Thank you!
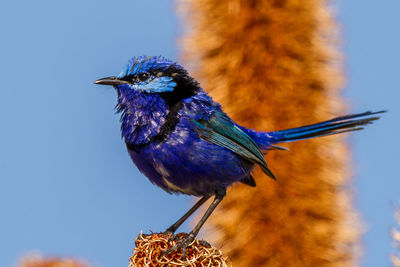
[178,0,359,266]
[17,255,88,267]
[392,205,400,266]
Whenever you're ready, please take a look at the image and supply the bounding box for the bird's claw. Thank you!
[161,233,196,260]
[160,229,177,241]
[198,239,211,248]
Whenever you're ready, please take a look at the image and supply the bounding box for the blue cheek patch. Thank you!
[146,76,176,93]
[129,76,176,93]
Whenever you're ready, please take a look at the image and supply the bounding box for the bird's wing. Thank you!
[193,111,276,180]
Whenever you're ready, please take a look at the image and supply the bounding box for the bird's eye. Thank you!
[138,73,150,82]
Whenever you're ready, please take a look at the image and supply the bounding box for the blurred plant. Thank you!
[17,255,88,267]
[392,205,400,266]
[179,0,360,266]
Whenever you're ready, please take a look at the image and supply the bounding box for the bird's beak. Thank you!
[94,76,128,86]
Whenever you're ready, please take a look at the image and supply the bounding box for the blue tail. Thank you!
[269,110,385,143]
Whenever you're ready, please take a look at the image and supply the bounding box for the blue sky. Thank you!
[339,1,400,266]
[0,1,398,266]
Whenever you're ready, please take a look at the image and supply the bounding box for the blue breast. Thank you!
[123,91,254,196]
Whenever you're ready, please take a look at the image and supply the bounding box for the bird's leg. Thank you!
[162,189,226,260]
[164,195,210,238]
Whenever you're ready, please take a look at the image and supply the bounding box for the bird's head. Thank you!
[95,56,200,107]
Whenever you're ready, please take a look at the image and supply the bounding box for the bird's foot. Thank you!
[162,233,196,260]
[198,239,211,248]
[160,229,176,241]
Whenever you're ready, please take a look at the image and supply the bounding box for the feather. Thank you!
[193,111,276,180]
[240,175,257,187]
[270,110,386,143]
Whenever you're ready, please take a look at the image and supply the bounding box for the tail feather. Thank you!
[270,110,385,143]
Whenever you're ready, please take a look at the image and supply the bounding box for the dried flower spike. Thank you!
[130,232,229,267]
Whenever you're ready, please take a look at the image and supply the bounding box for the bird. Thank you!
[95,55,384,258]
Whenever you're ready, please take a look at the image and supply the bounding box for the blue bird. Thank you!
[95,56,384,257]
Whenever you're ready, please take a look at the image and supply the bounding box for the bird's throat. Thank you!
[118,90,169,145]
